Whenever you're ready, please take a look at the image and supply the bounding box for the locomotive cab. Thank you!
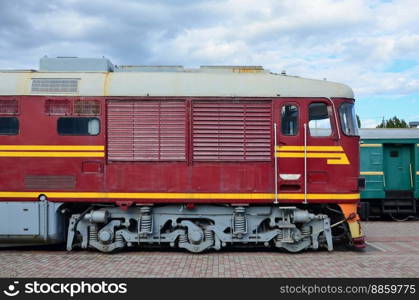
[274,98,363,249]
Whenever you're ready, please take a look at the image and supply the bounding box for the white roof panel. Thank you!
[360,128,419,140]
[0,70,354,98]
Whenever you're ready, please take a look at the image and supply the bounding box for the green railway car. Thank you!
[359,129,419,220]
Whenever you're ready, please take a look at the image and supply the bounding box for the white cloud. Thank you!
[361,119,381,128]
[30,10,104,39]
[1,0,419,107]
[143,0,419,100]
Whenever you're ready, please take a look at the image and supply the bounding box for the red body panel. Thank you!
[0,96,359,204]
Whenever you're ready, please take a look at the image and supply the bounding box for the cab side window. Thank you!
[308,103,332,137]
[281,105,299,136]
[0,117,19,135]
[57,117,100,135]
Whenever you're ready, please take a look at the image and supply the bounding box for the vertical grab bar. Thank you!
[325,97,341,140]
[410,164,413,188]
[303,123,308,204]
[274,123,278,204]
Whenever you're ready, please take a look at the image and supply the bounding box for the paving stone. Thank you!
[0,222,418,277]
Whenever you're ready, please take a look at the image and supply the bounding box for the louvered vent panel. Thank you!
[107,100,186,161]
[24,175,76,190]
[107,101,135,161]
[74,100,100,115]
[45,100,71,115]
[0,100,18,115]
[32,78,79,93]
[192,101,272,161]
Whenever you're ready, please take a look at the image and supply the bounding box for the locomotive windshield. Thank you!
[339,103,359,136]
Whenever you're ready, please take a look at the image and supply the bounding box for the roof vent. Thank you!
[200,66,267,73]
[116,66,184,72]
[32,78,79,94]
[39,57,114,72]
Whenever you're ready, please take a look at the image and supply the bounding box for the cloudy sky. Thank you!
[1,0,418,127]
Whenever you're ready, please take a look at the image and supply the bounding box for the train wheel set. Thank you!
[64,204,362,253]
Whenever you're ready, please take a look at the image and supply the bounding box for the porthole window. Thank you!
[57,117,100,135]
[0,117,19,135]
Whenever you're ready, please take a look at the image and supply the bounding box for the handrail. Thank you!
[274,123,278,204]
[325,97,341,140]
[410,164,414,188]
[303,123,308,204]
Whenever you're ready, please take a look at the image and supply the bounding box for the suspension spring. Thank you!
[204,230,214,243]
[115,232,124,244]
[276,230,283,242]
[140,206,151,214]
[233,207,246,235]
[89,226,98,243]
[234,215,246,233]
[140,215,152,233]
[301,226,311,237]
[179,234,188,244]
[139,206,152,234]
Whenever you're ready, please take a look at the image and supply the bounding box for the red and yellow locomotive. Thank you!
[0,57,364,252]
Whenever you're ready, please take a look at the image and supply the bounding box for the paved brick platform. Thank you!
[0,221,418,278]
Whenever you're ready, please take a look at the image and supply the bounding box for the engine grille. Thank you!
[107,100,187,161]
[192,101,272,161]
[24,175,76,190]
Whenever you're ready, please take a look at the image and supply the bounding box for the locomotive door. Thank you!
[305,100,342,197]
[383,145,412,191]
[273,100,304,202]
[274,99,340,203]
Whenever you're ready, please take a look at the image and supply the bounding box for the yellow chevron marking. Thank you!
[360,171,384,175]
[0,192,360,200]
[276,146,343,152]
[360,144,382,147]
[0,152,104,157]
[0,145,104,151]
[275,152,350,165]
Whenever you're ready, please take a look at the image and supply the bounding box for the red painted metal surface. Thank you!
[107,100,187,161]
[191,100,272,161]
[0,96,360,205]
